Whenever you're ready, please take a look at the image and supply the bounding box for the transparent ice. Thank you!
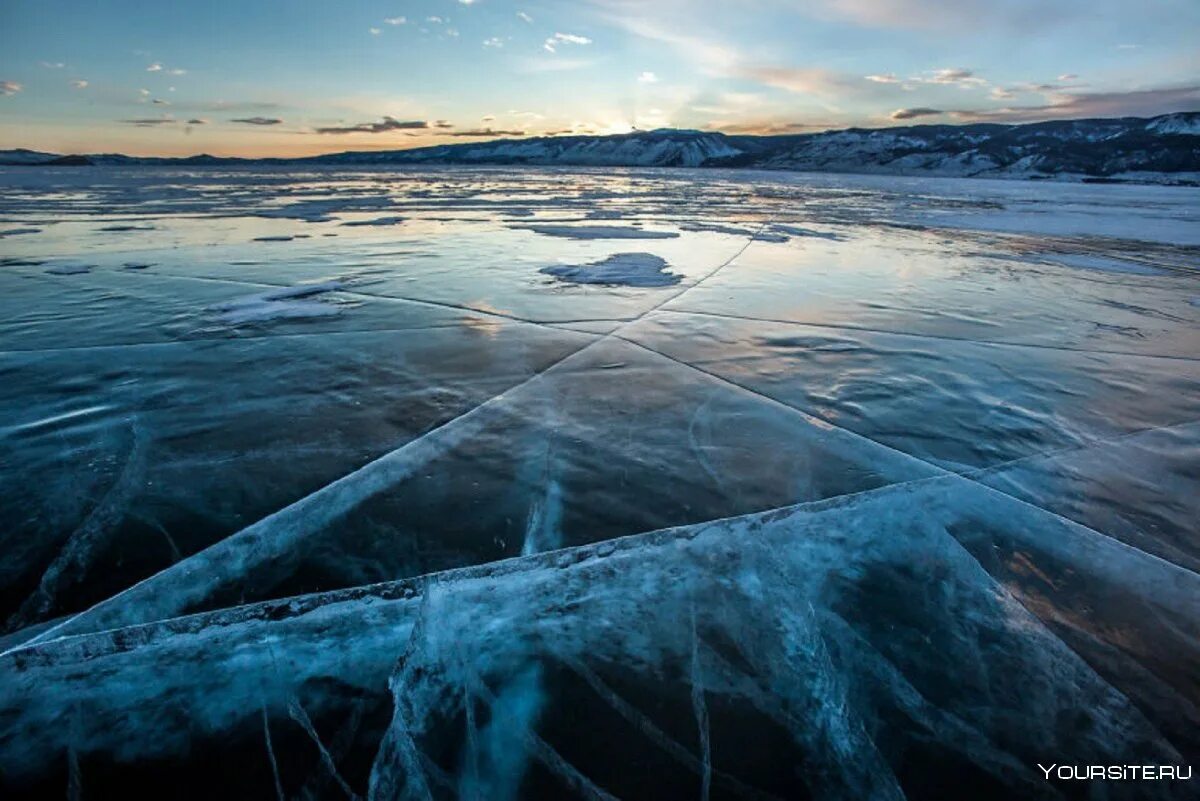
[0,165,1197,799]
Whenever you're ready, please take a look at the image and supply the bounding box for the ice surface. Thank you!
[0,164,1197,798]
[1,477,1195,799]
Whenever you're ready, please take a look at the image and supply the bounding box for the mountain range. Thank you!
[3,112,1198,184]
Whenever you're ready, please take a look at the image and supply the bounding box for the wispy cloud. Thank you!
[739,66,862,96]
[0,81,21,96]
[121,116,175,126]
[484,37,505,48]
[449,128,525,137]
[637,71,658,83]
[953,84,1200,122]
[314,116,427,134]
[187,118,208,125]
[146,63,163,72]
[369,27,381,35]
[384,16,406,25]
[40,61,65,69]
[517,11,533,23]
[230,116,283,125]
[865,73,900,84]
[891,107,944,119]
[70,79,89,89]
[918,68,985,87]
[544,32,592,53]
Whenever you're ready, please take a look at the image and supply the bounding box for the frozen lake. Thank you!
[0,165,1197,799]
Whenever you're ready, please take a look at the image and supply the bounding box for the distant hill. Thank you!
[4,112,1198,183]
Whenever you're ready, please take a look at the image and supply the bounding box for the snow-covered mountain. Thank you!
[3,112,1197,183]
[325,129,742,168]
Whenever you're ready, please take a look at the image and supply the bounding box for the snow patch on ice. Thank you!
[517,224,680,240]
[209,281,349,324]
[340,215,406,227]
[541,253,682,287]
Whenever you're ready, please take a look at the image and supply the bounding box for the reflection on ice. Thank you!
[0,164,1197,797]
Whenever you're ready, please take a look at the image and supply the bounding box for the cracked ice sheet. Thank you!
[974,421,1200,574]
[0,475,1195,800]
[621,312,1200,472]
[664,225,1200,358]
[0,323,593,633]
[33,337,940,638]
[124,218,752,324]
[0,266,489,352]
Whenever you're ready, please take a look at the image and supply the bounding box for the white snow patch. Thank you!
[541,253,681,287]
[517,224,679,240]
[340,215,406,227]
[209,281,348,324]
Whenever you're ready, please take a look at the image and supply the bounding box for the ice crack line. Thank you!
[616,333,1200,582]
[12,225,769,649]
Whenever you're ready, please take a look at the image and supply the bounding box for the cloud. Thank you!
[637,71,658,83]
[919,68,985,86]
[146,63,163,72]
[865,73,899,83]
[427,16,444,24]
[139,88,151,96]
[152,98,170,105]
[434,120,454,128]
[121,117,175,126]
[739,66,861,96]
[448,128,525,137]
[1058,73,1078,82]
[384,16,406,25]
[369,27,381,35]
[231,116,283,125]
[890,107,944,119]
[481,114,496,122]
[952,84,1200,122]
[544,32,592,52]
[187,118,209,125]
[484,37,505,48]
[169,68,187,76]
[517,11,532,23]
[41,61,65,69]
[314,117,429,134]
[706,120,838,135]
[810,0,1081,32]
[70,79,88,89]
[0,81,21,96]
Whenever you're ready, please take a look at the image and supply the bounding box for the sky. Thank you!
[1,0,1197,157]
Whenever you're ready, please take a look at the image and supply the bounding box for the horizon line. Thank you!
[3,109,1196,161]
